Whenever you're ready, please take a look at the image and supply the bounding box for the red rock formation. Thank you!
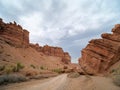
[0,18,71,64]
[0,18,29,47]
[30,44,71,64]
[79,24,120,74]
[62,52,71,64]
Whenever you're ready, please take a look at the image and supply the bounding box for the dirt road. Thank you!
[0,74,120,90]
[0,74,67,90]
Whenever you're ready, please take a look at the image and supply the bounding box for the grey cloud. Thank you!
[0,0,120,63]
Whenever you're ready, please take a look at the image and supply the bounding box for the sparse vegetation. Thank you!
[17,62,24,69]
[0,74,27,85]
[12,65,18,72]
[67,72,80,78]
[110,65,120,75]
[0,65,5,71]
[30,64,36,69]
[5,66,13,74]
[110,69,116,73]
[52,68,62,74]
[113,75,120,87]
[13,62,24,72]
[40,66,44,70]
[110,65,120,87]
[4,63,24,74]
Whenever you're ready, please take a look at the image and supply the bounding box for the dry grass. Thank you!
[112,75,120,87]
[52,68,63,74]
[110,65,120,87]
[0,74,27,85]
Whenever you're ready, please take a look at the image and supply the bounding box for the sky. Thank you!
[0,0,120,63]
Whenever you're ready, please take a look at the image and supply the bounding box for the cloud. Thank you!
[0,0,120,63]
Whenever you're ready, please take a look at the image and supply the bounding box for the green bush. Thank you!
[12,63,24,72]
[52,68,62,74]
[17,63,24,69]
[1,63,24,74]
[30,64,36,69]
[15,63,24,72]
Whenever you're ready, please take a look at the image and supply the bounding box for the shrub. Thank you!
[30,64,36,69]
[5,66,13,74]
[12,65,17,72]
[67,72,80,78]
[52,68,62,74]
[17,63,24,69]
[110,69,116,73]
[0,74,27,85]
[1,63,24,74]
[40,66,44,70]
[11,63,24,72]
[0,65,5,71]
[113,75,120,87]
[110,66,120,75]
[16,62,24,72]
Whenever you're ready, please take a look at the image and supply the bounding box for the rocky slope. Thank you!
[0,18,75,76]
[0,18,71,64]
[79,24,120,74]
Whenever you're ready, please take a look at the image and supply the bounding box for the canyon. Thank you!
[0,18,120,90]
[0,19,120,74]
[0,18,120,75]
[0,18,80,78]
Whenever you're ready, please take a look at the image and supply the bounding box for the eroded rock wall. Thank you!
[79,24,120,74]
[30,44,71,64]
[0,18,29,47]
[0,18,71,64]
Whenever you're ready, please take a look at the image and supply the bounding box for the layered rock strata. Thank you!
[79,24,120,74]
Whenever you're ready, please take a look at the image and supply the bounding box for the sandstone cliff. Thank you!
[0,18,71,64]
[30,44,71,64]
[0,18,29,48]
[79,24,120,74]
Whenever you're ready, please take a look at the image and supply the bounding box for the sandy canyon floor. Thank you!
[0,74,120,90]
